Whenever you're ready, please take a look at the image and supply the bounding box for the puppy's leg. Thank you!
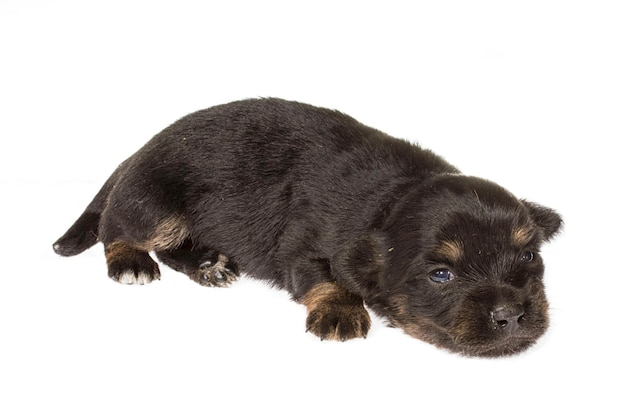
[156,240,239,287]
[300,282,371,341]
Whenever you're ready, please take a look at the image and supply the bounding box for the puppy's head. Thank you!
[337,174,562,357]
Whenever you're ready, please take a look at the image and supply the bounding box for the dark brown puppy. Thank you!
[53,98,562,357]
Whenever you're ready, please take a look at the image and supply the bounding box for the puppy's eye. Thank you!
[521,251,535,262]
[429,269,455,283]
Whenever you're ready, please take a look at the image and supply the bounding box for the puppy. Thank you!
[53,98,562,357]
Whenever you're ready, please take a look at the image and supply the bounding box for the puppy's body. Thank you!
[54,98,561,357]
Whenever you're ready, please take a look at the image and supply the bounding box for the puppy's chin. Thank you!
[394,318,548,358]
[449,321,549,357]
[387,288,549,358]
[458,336,540,358]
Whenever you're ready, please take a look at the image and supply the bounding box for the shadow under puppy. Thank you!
[53,98,562,357]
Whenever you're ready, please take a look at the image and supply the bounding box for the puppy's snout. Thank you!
[492,304,525,334]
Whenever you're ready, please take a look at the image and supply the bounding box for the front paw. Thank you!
[306,304,371,341]
[301,282,371,341]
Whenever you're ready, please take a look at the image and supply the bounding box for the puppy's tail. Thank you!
[52,163,126,257]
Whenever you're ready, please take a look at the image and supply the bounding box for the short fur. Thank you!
[53,98,562,357]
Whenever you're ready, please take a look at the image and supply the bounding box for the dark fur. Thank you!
[53,98,562,357]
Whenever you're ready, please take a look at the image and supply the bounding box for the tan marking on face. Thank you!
[435,239,464,263]
[511,225,534,247]
[143,215,189,251]
[388,294,448,346]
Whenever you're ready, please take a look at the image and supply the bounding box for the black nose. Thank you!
[492,304,525,334]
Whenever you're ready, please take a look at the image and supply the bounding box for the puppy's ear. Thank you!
[521,200,563,241]
[332,232,389,296]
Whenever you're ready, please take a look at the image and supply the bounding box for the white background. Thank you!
[1,1,624,417]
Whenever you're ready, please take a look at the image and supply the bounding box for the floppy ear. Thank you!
[521,200,563,241]
[332,232,389,296]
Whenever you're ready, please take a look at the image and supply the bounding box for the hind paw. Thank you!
[193,254,238,287]
[105,242,160,285]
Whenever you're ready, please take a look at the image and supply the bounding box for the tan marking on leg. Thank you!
[300,282,346,311]
[142,215,190,251]
[435,239,464,263]
[105,241,133,264]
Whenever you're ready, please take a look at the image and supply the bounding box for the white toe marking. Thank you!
[117,271,154,285]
